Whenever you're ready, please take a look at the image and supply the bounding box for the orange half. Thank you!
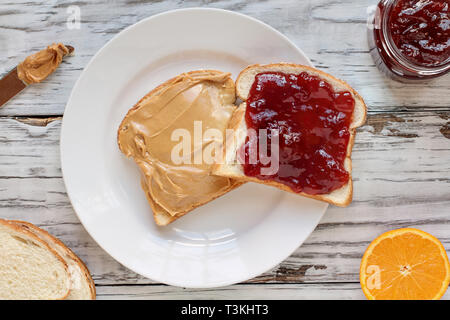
[360,228,450,300]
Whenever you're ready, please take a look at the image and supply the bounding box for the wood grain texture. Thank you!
[0,0,449,116]
[0,112,448,289]
[1,0,449,299]
[96,283,369,300]
[95,283,450,300]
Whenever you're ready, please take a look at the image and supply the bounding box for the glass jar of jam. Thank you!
[369,0,450,81]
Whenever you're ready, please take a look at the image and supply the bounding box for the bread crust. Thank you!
[216,63,367,207]
[117,70,244,226]
[10,220,96,300]
[0,219,71,300]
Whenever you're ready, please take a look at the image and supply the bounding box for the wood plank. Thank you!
[1,0,449,117]
[96,283,368,300]
[96,283,450,300]
[0,117,62,178]
[0,112,448,285]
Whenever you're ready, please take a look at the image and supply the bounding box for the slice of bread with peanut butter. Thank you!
[118,70,243,226]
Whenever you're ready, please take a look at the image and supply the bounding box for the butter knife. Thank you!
[0,45,74,108]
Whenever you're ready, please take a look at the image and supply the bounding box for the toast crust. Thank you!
[215,63,367,207]
[117,70,243,226]
[10,220,96,300]
[0,219,71,300]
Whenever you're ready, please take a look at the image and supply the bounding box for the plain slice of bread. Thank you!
[11,221,96,300]
[0,219,71,300]
[214,63,367,207]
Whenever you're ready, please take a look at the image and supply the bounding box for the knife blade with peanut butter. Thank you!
[0,43,74,108]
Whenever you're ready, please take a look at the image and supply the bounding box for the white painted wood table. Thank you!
[1,0,449,300]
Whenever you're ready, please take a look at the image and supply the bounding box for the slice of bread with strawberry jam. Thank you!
[214,63,367,206]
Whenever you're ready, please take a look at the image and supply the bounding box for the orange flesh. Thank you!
[360,229,450,300]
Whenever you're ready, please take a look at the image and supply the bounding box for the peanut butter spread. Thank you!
[17,43,70,84]
[118,70,238,217]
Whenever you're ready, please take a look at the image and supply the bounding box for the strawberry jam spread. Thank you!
[389,0,450,67]
[242,72,355,195]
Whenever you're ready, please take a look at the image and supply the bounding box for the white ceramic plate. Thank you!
[61,8,327,288]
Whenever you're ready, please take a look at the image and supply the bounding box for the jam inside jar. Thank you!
[369,0,450,80]
[241,72,354,195]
